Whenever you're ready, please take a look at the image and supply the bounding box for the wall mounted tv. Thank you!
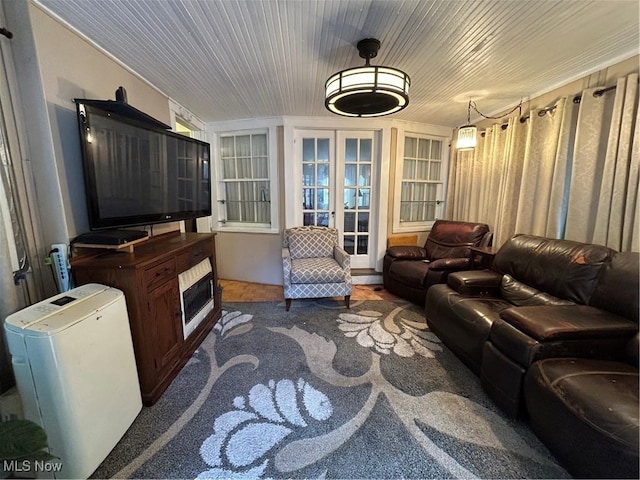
[75,98,211,231]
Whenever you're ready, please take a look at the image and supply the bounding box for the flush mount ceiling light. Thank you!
[325,38,410,117]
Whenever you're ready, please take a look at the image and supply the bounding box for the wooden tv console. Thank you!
[71,231,221,406]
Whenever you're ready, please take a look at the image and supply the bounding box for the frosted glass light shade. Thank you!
[325,65,410,117]
[456,125,477,149]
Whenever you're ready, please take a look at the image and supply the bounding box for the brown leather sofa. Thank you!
[425,234,639,478]
[382,220,492,306]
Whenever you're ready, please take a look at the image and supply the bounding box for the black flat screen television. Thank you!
[75,99,211,230]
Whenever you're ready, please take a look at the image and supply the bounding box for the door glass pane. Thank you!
[344,188,356,209]
[357,236,368,255]
[317,212,329,227]
[317,164,329,186]
[303,164,315,186]
[303,212,314,226]
[344,164,357,186]
[345,139,357,162]
[357,212,369,232]
[317,138,330,161]
[358,188,370,208]
[317,188,329,210]
[359,139,372,162]
[359,164,371,186]
[303,188,314,209]
[302,138,315,161]
[344,235,355,255]
[344,212,355,233]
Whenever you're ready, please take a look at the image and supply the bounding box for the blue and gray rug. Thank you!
[93,299,569,479]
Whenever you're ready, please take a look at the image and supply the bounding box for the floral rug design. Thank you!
[92,300,569,479]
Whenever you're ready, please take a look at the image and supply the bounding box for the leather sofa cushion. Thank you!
[290,257,345,284]
[500,305,638,342]
[524,358,639,479]
[424,220,490,260]
[528,358,639,451]
[500,275,574,306]
[388,260,430,288]
[590,251,640,324]
[493,234,615,304]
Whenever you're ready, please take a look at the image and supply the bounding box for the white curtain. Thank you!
[447,72,639,252]
[566,74,639,251]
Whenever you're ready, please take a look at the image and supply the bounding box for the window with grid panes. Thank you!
[400,135,444,226]
[219,132,271,226]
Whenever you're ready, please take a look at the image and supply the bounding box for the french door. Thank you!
[296,129,377,269]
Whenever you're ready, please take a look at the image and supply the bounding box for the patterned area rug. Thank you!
[92,299,569,479]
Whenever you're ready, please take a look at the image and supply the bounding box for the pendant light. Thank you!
[456,100,477,149]
[325,38,410,117]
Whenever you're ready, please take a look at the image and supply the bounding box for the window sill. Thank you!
[213,225,280,234]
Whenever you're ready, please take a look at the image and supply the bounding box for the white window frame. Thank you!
[393,126,451,233]
[208,119,279,234]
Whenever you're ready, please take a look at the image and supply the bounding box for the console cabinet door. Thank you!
[147,279,183,372]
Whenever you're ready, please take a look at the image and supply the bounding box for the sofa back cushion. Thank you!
[500,275,575,306]
[424,220,491,261]
[590,251,639,324]
[287,227,337,259]
[493,235,615,305]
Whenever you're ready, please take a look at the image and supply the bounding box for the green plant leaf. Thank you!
[0,420,50,461]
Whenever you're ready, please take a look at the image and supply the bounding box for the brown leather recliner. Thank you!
[383,220,492,306]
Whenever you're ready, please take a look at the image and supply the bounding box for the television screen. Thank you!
[75,100,211,230]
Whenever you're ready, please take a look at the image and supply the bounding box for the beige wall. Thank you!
[28,3,170,240]
[214,127,286,285]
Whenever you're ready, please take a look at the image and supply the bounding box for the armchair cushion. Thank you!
[288,229,335,259]
[290,257,346,284]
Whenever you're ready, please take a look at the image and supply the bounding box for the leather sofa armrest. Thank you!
[429,257,471,271]
[447,270,503,296]
[500,305,639,342]
[385,245,427,260]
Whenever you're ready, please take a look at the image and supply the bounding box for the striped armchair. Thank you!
[282,226,352,311]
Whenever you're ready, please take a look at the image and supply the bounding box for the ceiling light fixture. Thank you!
[456,98,524,149]
[325,38,410,117]
[456,100,477,149]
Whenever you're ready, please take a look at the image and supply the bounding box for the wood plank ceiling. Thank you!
[35,0,639,127]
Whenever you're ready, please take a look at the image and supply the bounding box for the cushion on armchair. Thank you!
[288,230,335,259]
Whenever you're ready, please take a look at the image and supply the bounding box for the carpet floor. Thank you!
[93,299,569,479]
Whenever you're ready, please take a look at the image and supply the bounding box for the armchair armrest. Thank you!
[429,257,471,271]
[282,247,292,288]
[385,245,427,260]
[447,270,503,296]
[333,245,351,270]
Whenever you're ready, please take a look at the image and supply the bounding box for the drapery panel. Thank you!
[447,72,639,252]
